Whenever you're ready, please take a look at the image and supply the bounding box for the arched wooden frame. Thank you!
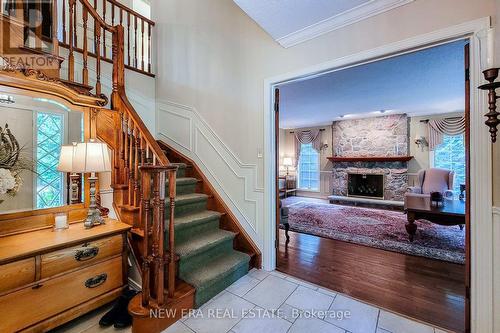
[0,76,105,236]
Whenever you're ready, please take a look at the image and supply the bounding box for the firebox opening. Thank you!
[347,173,384,199]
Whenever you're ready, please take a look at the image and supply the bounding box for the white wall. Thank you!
[151,0,496,267]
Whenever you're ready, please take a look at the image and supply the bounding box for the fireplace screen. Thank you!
[347,174,384,199]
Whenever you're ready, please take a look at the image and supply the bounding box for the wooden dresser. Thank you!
[0,219,131,332]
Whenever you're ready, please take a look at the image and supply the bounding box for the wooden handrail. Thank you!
[78,0,116,32]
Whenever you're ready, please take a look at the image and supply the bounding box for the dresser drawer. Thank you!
[41,235,123,278]
[0,258,35,294]
[0,256,123,333]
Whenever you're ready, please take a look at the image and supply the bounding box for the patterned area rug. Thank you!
[284,201,465,264]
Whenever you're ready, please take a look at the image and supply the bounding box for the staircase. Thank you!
[167,161,251,307]
[0,2,260,332]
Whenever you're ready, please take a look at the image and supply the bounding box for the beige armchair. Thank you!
[407,168,455,199]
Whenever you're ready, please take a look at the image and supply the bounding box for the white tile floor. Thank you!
[53,269,452,333]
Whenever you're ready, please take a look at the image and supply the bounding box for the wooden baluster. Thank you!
[82,6,89,85]
[94,22,102,95]
[102,0,106,58]
[148,23,152,73]
[134,16,138,68]
[167,168,177,298]
[127,12,131,66]
[62,0,67,44]
[140,170,151,306]
[94,0,97,8]
[157,170,166,305]
[141,138,147,165]
[73,0,77,48]
[134,133,141,206]
[119,112,125,161]
[141,19,145,71]
[145,145,150,165]
[111,3,115,27]
[119,8,123,26]
[68,0,75,81]
[123,113,129,189]
[128,122,134,205]
[35,0,42,49]
[114,113,121,186]
[52,0,59,56]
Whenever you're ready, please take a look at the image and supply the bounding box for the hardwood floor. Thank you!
[277,229,465,333]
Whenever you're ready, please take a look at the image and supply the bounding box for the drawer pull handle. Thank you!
[75,246,99,261]
[85,273,107,288]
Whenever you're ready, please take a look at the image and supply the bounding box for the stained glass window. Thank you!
[433,134,466,198]
[36,112,64,209]
[298,143,320,191]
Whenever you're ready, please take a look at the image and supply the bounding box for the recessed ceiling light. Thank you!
[0,95,15,104]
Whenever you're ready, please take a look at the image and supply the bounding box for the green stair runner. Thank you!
[166,163,250,307]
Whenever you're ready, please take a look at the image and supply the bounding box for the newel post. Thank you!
[111,25,125,110]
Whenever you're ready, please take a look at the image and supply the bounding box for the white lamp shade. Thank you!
[283,157,293,166]
[73,141,112,173]
[57,145,76,172]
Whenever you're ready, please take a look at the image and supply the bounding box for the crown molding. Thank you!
[276,0,415,48]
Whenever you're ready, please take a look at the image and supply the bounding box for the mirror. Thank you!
[0,92,84,214]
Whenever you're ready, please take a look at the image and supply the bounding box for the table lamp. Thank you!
[73,140,112,228]
[283,157,293,176]
[57,143,80,204]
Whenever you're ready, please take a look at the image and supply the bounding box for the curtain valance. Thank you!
[428,116,466,150]
[294,129,321,166]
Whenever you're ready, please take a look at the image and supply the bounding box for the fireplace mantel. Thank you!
[327,156,414,163]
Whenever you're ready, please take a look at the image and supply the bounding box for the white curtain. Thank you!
[294,129,321,167]
[428,117,466,150]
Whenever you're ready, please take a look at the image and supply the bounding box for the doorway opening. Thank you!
[274,39,470,333]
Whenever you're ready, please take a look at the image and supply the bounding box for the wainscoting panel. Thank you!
[157,101,263,249]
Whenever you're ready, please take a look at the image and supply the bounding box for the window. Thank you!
[433,134,466,198]
[36,112,64,209]
[297,143,320,191]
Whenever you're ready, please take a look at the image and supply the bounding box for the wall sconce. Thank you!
[320,140,329,152]
[477,28,500,142]
[414,136,427,151]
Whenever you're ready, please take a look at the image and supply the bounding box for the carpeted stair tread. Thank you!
[174,210,222,228]
[170,162,187,169]
[167,177,198,185]
[175,193,208,204]
[181,250,250,290]
[176,229,236,258]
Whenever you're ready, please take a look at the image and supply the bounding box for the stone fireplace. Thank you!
[330,114,409,202]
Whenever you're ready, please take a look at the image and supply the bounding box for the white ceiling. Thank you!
[233,0,414,47]
[278,40,467,129]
